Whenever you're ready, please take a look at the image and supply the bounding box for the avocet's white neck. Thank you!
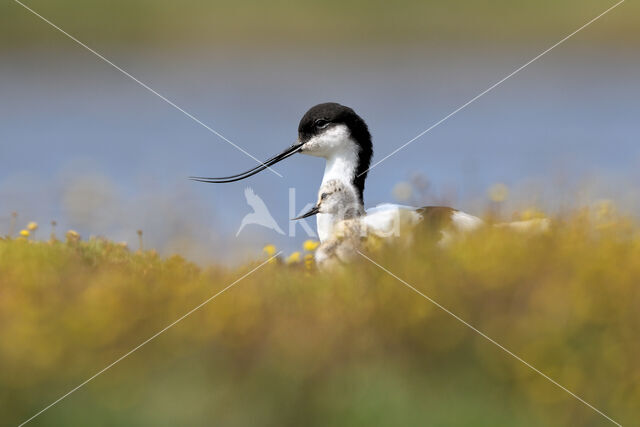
[321,145,359,188]
[299,124,364,241]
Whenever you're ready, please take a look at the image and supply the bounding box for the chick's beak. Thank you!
[291,204,320,220]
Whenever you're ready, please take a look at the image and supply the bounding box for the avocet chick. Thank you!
[293,179,365,269]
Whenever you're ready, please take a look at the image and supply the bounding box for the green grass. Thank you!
[1,208,639,426]
[2,0,638,50]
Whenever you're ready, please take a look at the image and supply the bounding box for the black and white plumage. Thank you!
[297,103,373,205]
[192,102,545,249]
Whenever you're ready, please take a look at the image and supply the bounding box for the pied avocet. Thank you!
[192,102,490,241]
[194,102,552,243]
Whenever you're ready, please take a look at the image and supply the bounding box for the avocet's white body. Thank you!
[303,124,485,242]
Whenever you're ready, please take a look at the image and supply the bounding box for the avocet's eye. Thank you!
[315,119,329,129]
[320,192,329,200]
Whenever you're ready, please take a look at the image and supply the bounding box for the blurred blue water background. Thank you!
[1,42,638,262]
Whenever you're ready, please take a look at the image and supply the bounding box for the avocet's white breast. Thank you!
[303,124,362,242]
[317,214,334,242]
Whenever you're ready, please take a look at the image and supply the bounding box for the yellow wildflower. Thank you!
[19,229,30,237]
[263,244,276,256]
[27,222,38,231]
[286,251,301,265]
[488,183,509,202]
[304,253,315,270]
[303,239,320,252]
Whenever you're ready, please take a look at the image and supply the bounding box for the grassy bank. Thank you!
[1,208,639,425]
[2,0,638,50]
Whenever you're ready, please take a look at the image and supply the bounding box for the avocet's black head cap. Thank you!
[298,102,373,202]
[189,103,373,196]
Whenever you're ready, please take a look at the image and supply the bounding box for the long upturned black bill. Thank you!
[291,205,320,220]
[190,142,304,183]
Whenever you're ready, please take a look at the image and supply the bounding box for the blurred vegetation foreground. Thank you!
[2,0,639,48]
[1,208,639,426]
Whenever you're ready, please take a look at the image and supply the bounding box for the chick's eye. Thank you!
[320,192,328,200]
[315,119,329,129]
